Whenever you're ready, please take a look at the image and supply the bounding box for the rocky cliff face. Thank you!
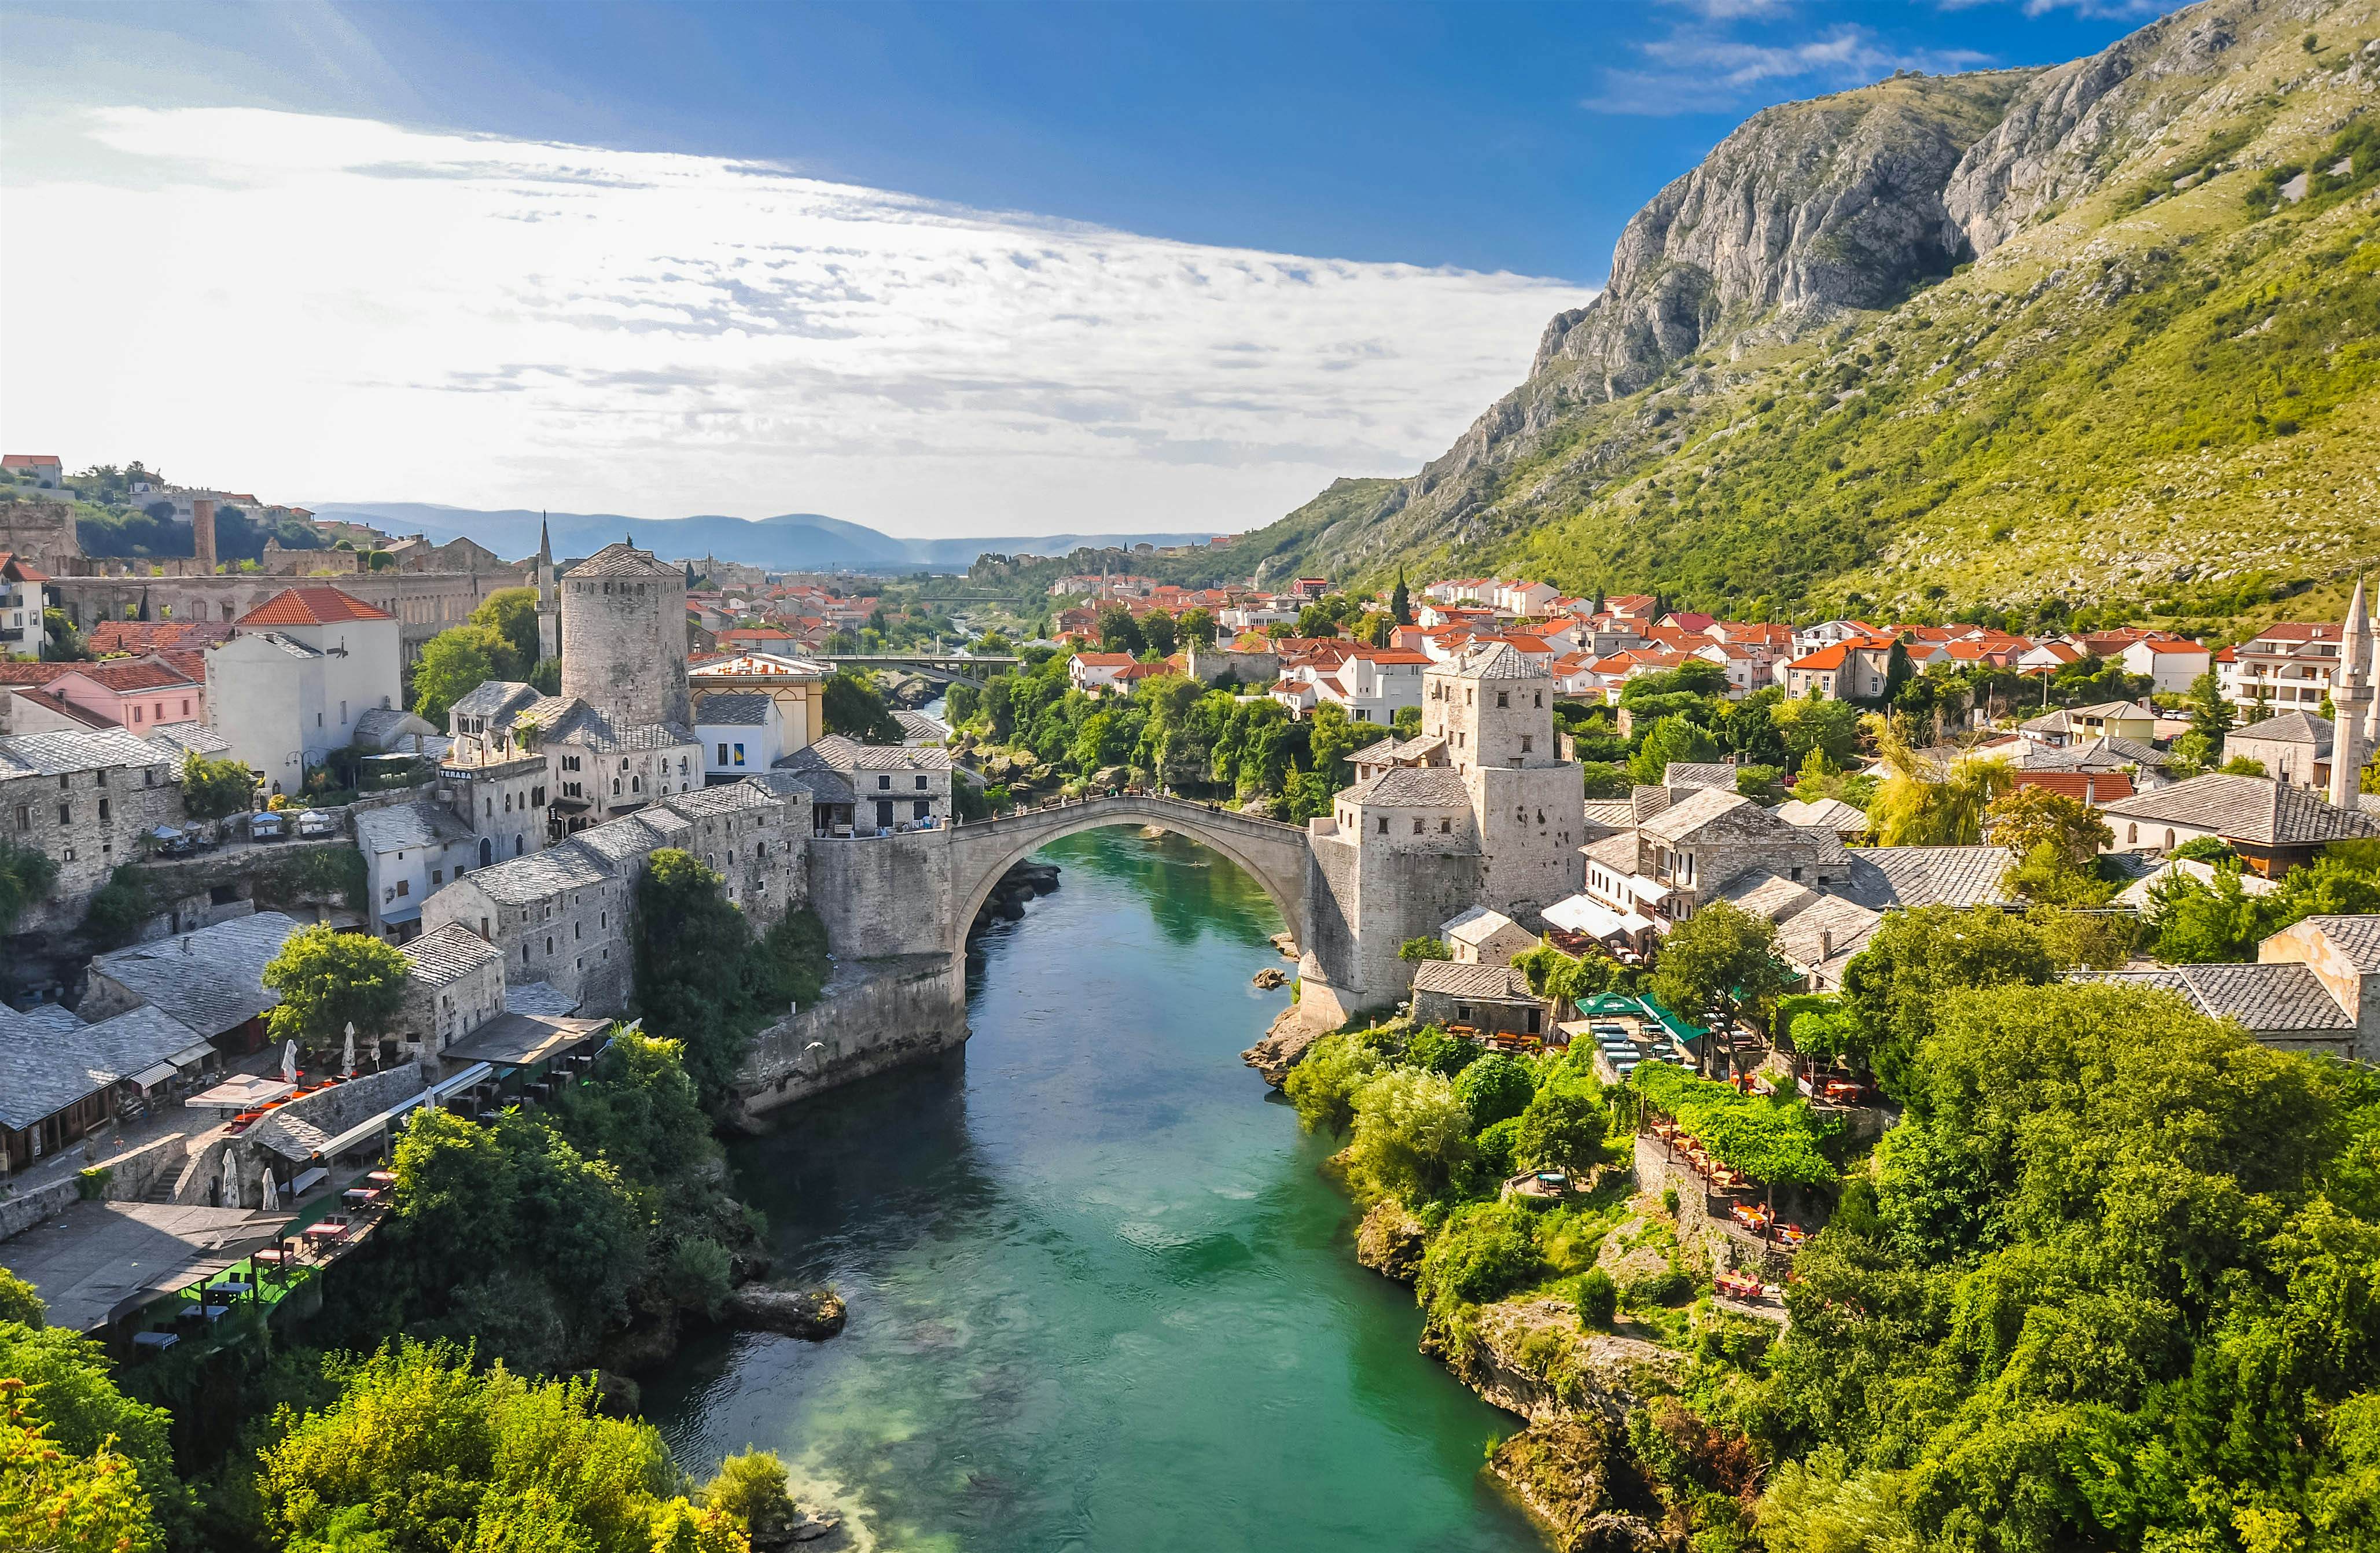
[1207,0,2379,613]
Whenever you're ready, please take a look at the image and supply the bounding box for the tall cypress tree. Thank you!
[1391,569,1411,626]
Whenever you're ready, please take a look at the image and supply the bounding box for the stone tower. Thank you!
[192,498,217,573]
[2333,577,2371,812]
[534,517,560,663]
[1426,642,1583,917]
[558,540,691,729]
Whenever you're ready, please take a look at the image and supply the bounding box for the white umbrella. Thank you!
[282,1040,299,1085]
[343,1023,356,1078]
[222,1155,239,1209]
[260,1171,278,1213]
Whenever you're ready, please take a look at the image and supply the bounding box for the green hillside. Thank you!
[1185,0,2380,630]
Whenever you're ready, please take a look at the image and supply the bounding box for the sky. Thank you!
[0,0,2183,539]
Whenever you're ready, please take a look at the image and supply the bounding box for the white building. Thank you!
[694,690,792,782]
[2120,636,2212,694]
[2217,622,2346,716]
[204,587,404,795]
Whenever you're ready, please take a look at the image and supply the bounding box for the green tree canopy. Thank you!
[468,586,542,680]
[409,623,503,727]
[1454,1052,1537,1130]
[180,748,255,820]
[1348,1068,1475,1203]
[822,670,903,744]
[1629,714,1723,785]
[0,836,59,937]
[1650,899,1785,1072]
[1837,904,2055,1103]
[262,922,410,1047]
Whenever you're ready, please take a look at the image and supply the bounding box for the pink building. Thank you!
[48,658,204,730]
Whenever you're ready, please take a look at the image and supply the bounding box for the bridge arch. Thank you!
[947,796,1308,959]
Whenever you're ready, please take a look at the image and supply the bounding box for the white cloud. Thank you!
[0,108,1595,538]
[1586,24,1994,115]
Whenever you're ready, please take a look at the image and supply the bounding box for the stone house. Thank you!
[1582,788,1852,928]
[2224,711,2336,793]
[1443,905,1536,967]
[2100,773,2380,877]
[2075,914,2378,1063]
[0,727,186,932]
[776,735,950,834]
[1410,960,1548,1037]
[355,800,480,941]
[395,922,506,1058]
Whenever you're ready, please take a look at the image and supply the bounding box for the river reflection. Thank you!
[643,827,1543,1553]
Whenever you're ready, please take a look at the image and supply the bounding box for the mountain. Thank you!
[1194,0,2379,623]
[301,503,1214,572]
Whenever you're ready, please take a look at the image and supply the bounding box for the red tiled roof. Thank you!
[0,551,49,582]
[14,689,112,728]
[1789,643,1855,670]
[2010,771,2136,805]
[0,662,72,686]
[1,454,61,470]
[237,587,393,626]
[62,659,196,692]
[1072,652,1139,668]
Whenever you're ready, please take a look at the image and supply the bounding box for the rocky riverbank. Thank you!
[1241,1004,1325,1084]
[969,858,1061,937]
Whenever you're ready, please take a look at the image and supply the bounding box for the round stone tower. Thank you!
[558,540,691,728]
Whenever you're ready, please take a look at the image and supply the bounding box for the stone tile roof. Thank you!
[1772,893,1882,978]
[2228,710,2333,756]
[144,722,232,760]
[2101,774,2380,847]
[1663,761,1739,790]
[504,980,583,1017]
[354,800,474,855]
[775,767,855,807]
[1411,960,1538,1000]
[661,782,781,822]
[1581,830,1641,871]
[79,1005,212,1081]
[352,707,437,749]
[1775,797,1867,831]
[0,1010,117,1129]
[0,726,167,778]
[1443,906,1521,947]
[2294,915,2380,971]
[403,922,501,987]
[540,702,697,753]
[2014,734,2171,772]
[564,542,675,579]
[693,692,772,727]
[1452,642,1532,680]
[1840,847,2016,910]
[89,912,302,1038]
[457,839,616,904]
[449,680,540,720]
[1347,766,1472,808]
[1581,800,1638,833]
[1719,868,1820,923]
[2073,965,2352,1032]
[572,809,690,867]
[786,734,952,774]
[1352,733,1448,766]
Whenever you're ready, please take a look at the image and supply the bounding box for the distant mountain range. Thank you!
[303,503,1215,573]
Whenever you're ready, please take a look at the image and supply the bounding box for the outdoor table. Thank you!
[1716,1272,1765,1300]
[179,1303,231,1325]
[252,1249,292,1268]
[301,1222,348,1241]
[207,1280,254,1298]
[342,1187,381,1206]
[132,1331,180,1350]
[366,1171,396,1186]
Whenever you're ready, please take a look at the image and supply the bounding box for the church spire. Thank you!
[2331,576,2372,811]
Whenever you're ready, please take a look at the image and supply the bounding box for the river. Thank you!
[644,826,1545,1552]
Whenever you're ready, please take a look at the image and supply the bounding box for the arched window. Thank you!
[479,838,493,867]
[2164,829,2176,851]
[2127,823,2137,844]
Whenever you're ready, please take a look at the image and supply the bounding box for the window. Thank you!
[432,868,443,885]
[1412,818,1423,835]
[13,805,25,830]
[878,774,892,790]
[1439,818,1451,834]
[1520,735,1532,754]
[719,744,729,764]
[395,879,409,897]
[734,744,746,766]
[94,768,106,787]
[318,712,324,727]
[1535,691,1543,707]
[1496,691,1509,708]
[915,774,928,790]
[131,704,143,723]
[98,798,109,822]
[1377,816,1389,835]
[914,800,930,820]
[58,803,70,825]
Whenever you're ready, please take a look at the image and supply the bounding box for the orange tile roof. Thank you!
[62,659,197,692]
[237,587,394,626]
[0,662,73,686]
[2010,771,2136,804]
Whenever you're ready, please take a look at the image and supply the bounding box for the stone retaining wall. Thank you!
[729,954,966,1129]
[0,1179,78,1243]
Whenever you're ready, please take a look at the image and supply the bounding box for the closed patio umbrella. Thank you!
[282,1040,299,1085]
[343,1023,356,1079]
[260,1171,278,1213]
[222,1155,239,1210]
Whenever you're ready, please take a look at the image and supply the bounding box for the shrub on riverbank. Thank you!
[632,849,829,1111]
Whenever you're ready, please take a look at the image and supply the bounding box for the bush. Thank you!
[1399,935,1452,962]
[1402,1026,1481,1080]
[1661,1186,1680,1217]
[1284,1034,1382,1138]
[701,1450,799,1537]
[1474,1116,1525,1180]
[0,836,60,936]
[1623,1266,1693,1307]
[1577,1268,1618,1329]
[1514,1074,1608,1176]
[82,865,159,948]
[1454,1053,1537,1130]
[1415,1203,1544,1315]
[1347,1068,1475,1203]
[668,1236,734,1319]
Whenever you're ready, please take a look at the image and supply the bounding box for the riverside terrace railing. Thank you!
[950,789,1306,841]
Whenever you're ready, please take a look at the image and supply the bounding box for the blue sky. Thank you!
[1,1,2184,536]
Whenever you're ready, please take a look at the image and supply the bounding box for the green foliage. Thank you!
[1346,1067,1475,1203]
[1630,1064,1834,1186]
[1838,904,2055,1101]
[632,851,828,1110]
[178,749,255,820]
[466,587,543,680]
[667,1236,734,1320]
[1391,704,1422,738]
[1398,935,1452,962]
[1453,1053,1536,1130]
[1401,1025,1481,1080]
[1733,763,1786,804]
[256,1341,727,1553]
[82,864,161,948]
[700,1450,798,1540]
[0,1320,182,1546]
[263,922,410,1047]
[2170,834,2237,864]
[409,623,503,727]
[1417,1202,1544,1320]
[1628,713,1722,785]
[1283,1033,1382,1138]
[822,670,904,744]
[1513,943,1618,1006]
[0,1270,42,1327]
[0,835,59,936]
[1513,1074,1609,1176]
[1473,1115,1525,1179]
[1650,899,1785,1049]
[1576,1268,1618,1330]
[1759,981,2380,1553]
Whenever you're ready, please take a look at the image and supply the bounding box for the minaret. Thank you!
[534,514,560,663]
[2331,576,2371,811]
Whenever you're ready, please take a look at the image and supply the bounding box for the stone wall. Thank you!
[808,830,953,959]
[0,1178,78,1243]
[558,568,691,728]
[728,953,967,1128]
[0,752,185,937]
[86,1132,192,1203]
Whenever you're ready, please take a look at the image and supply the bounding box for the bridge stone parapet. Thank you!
[947,794,1308,958]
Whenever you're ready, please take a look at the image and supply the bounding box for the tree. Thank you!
[1734,764,1786,804]
[1176,607,1215,649]
[1399,936,1452,962]
[1837,905,2053,1102]
[632,849,767,1105]
[2186,669,2235,756]
[258,1341,716,1553]
[701,1451,800,1543]
[1651,900,1785,1075]
[262,922,409,1048]
[410,623,503,726]
[1306,701,1360,791]
[1454,1053,1536,1130]
[1515,1075,1608,1175]
[1987,786,2110,871]
[1391,569,1412,626]
[1576,1268,1618,1329]
[1097,605,1145,654]
[822,670,904,744]
[1392,705,1422,738]
[1283,1034,1382,1137]
[0,1319,181,1549]
[1629,713,1723,785]
[1348,1068,1476,1202]
[1141,610,1178,656]
[468,587,543,680]
[180,748,255,819]
[1867,713,2012,845]
[1768,693,1864,771]
[0,837,58,937]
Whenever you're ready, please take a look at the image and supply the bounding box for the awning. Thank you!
[1543,896,1655,942]
[127,1062,179,1090]
[1621,875,1672,906]
[380,901,422,926]
[187,1075,297,1110]
[169,1040,216,1069]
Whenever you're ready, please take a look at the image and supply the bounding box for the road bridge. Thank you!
[818,653,1021,689]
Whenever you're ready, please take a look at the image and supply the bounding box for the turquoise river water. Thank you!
[643,827,1546,1552]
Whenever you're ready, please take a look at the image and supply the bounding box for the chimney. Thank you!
[1818,927,1833,960]
[192,499,217,573]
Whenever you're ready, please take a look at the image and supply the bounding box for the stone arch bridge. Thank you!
[947,794,1308,955]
